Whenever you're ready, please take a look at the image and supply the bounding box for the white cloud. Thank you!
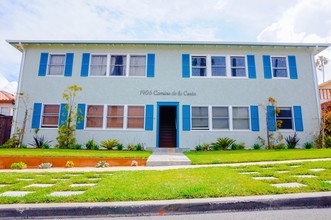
[0,72,17,94]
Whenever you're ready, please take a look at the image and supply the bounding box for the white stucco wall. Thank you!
[13,43,321,149]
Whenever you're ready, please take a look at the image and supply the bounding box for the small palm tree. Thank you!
[316,56,329,83]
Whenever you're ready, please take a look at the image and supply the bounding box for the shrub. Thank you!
[96,161,109,168]
[100,139,119,150]
[11,162,27,169]
[30,135,52,149]
[135,143,143,151]
[85,139,99,150]
[42,143,50,149]
[127,143,135,151]
[195,145,202,151]
[273,143,286,150]
[70,143,82,150]
[65,160,74,168]
[20,144,27,149]
[211,137,236,150]
[303,142,314,149]
[285,133,300,149]
[2,135,20,148]
[231,142,245,150]
[325,136,331,148]
[117,143,124,151]
[202,143,210,151]
[39,162,52,169]
[253,143,262,150]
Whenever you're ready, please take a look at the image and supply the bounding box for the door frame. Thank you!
[156,102,179,148]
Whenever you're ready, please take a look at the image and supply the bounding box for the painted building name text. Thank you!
[139,90,197,96]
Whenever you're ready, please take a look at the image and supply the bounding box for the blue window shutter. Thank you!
[250,106,259,131]
[81,53,90,77]
[59,103,68,127]
[293,106,303,131]
[64,53,74,77]
[288,56,298,79]
[31,103,42,128]
[147,54,155,77]
[182,54,190,78]
[263,55,272,79]
[76,103,86,129]
[267,105,276,131]
[38,53,48,76]
[145,105,154,130]
[247,55,256,79]
[182,105,191,131]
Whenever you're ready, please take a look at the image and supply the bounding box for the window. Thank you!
[231,56,246,77]
[192,56,207,77]
[48,55,65,75]
[41,104,60,128]
[192,107,209,130]
[107,105,124,128]
[129,55,146,76]
[277,107,293,129]
[127,106,144,129]
[90,55,107,76]
[86,105,104,128]
[232,107,250,130]
[211,56,226,76]
[272,57,288,77]
[110,55,126,76]
[0,107,10,116]
[212,107,229,129]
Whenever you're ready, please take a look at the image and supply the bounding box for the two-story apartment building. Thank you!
[7,40,330,149]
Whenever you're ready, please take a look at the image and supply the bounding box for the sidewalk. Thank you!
[0,157,330,173]
[0,191,330,219]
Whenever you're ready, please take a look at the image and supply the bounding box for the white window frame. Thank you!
[230,56,247,78]
[191,105,210,130]
[191,55,208,77]
[41,104,60,128]
[89,54,109,77]
[231,106,251,131]
[271,56,289,79]
[128,54,147,77]
[109,54,128,77]
[211,106,230,130]
[85,104,105,129]
[127,105,145,130]
[47,54,66,77]
[276,106,294,130]
[106,105,125,129]
[211,55,227,77]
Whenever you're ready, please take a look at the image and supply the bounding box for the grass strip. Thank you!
[184,149,331,164]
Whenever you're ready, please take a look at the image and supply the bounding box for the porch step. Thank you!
[147,148,190,153]
[146,152,191,166]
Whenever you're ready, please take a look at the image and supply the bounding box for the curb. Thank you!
[0,192,331,219]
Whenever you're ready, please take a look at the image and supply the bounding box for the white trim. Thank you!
[270,56,290,79]
[46,53,66,77]
[88,53,108,77]
[40,103,60,129]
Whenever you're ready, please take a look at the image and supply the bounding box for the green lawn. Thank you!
[184,149,331,164]
[0,160,330,204]
[0,149,152,158]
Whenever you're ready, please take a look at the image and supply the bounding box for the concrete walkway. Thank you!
[146,152,191,166]
[0,191,330,218]
[0,157,330,173]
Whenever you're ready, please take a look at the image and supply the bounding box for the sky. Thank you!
[1,0,331,94]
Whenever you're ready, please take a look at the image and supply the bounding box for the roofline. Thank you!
[6,40,330,53]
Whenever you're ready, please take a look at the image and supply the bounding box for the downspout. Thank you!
[11,42,25,136]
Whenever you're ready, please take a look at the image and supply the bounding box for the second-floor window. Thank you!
[48,55,65,76]
[110,55,126,76]
[90,55,107,76]
[272,57,288,78]
[192,56,207,77]
[231,56,246,77]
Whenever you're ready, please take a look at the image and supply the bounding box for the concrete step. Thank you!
[146,150,191,167]
[146,148,190,153]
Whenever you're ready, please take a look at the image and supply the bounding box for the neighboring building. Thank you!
[7,40,330,149]
[319,80,331,110]
[0,90,15,116]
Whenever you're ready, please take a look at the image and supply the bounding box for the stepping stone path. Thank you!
[24,184,54,188]
[253,177,277,180]
[17,178,34,181]
[289,165,300,168]
[51,178,69,181]
[66,174,82,177]
[88,178,101,181]
[271,182,306,188]
[324,181,331,184]
[239,172,259,175]
[0,191,34,197]
[294,175,316,178]
[309,168,325,172]
[49,191,85,197]
[0,184,9,188]
[276,170,290,173]
[70,183,96,187]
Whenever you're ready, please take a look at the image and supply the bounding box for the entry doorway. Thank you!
[157,103,178,148]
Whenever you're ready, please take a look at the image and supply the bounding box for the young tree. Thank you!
[56,85,82,149]
[316,55,329,83]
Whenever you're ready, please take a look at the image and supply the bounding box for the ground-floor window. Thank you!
[192,106,250,131]
[41,104,60,128]
[277,107,293,129]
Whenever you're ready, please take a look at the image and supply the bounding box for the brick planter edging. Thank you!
[0,156,147,169]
